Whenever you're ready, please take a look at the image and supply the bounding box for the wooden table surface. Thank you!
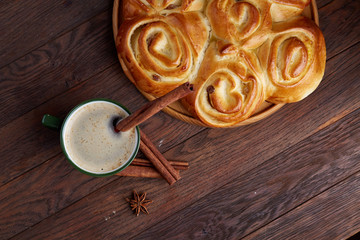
[0,0,359,239]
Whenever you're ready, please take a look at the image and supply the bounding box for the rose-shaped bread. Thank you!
[183,41,265,127]
[258,16,326,103]
[116,12,210,96]
[269,0,311,22]
[206,0,272,49]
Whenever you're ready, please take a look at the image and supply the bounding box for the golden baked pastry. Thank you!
[182,41,266,127]
[117,11,210,96]
[258,16,326,103]
[116,0,326,127]
[206,0,272,48]
[270,0,311,22]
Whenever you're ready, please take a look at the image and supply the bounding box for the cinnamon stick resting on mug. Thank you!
[115,82,193,184]
[115,82,194,132]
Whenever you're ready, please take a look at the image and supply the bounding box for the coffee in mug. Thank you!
[42,99,140,177]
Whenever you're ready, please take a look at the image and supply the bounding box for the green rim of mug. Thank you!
[59,98,140,177]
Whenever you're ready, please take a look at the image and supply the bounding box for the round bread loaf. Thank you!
[116,0,326,127]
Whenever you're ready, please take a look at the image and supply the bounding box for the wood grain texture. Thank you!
[133,108,360,239]
[0,11,117,128]
[0,0,112,67]
[10,173,168,240]
[244,172,360,240]
[10,42,360,239]
[0,154,115,239]
[318,0,360,59]
[316,0,334,8]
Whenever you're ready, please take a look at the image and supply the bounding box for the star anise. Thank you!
[126,190,152,216]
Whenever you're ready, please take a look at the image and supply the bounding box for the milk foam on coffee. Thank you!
[63,101,137,173]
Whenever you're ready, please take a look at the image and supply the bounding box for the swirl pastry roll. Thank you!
[258,16,326,103]
[117,12,210,96]
[269,0,311,22]
[206,0,272,49]
[122,0,206,20]
[183,41,265,127]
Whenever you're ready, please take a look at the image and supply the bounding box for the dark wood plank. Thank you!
[10,175,168,240]
[0,154,115,240]
[244,172,360,240]
[10,41,360,239]
[0,0,112,67]
[319,0,360,59]
[0,10,117,128]
[133,108,360,239]
[317,0,334,8]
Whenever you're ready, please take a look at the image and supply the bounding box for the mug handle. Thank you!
[42,114,63,130]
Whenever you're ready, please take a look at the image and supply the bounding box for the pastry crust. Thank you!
[182,41,266,127]
[269,0,311,22]
[116,0,326,127]
[206,0,272,49]
[258,16,326,103]
[117,11,210,96]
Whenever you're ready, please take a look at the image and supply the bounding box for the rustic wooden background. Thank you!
[0,0,359,239]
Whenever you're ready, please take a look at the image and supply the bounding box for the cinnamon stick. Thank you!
[139,130,181,184]
[131,158,189,170]
[139,139,176,184]
[115,165,171,178]
[115,82,194,132]
[116,160,186,178]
